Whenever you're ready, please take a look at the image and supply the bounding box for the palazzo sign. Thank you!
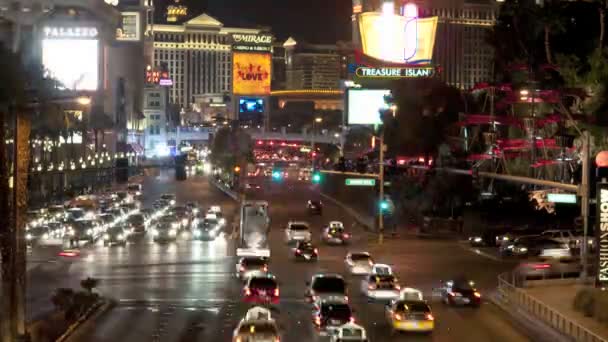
[355,66,435,79]
[43,26,99,39]
[597,182,608,285]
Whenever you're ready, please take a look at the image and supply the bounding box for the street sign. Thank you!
[345,178,376,186]
[547,193,577,204]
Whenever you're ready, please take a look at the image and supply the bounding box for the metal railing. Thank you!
[497,272,606,342]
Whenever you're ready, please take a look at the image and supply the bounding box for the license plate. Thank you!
[304,254,311,260]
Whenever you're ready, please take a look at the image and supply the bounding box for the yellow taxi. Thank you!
[385,299,434,333]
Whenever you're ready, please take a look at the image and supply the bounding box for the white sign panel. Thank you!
[42,39,99,91]
[347,89,391,125]
[116,12,141,41]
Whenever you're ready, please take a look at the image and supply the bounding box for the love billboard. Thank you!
[232,52,271,96]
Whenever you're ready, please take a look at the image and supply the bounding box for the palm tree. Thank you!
[537,0,566,65]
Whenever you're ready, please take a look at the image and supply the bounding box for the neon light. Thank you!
[403,3,418,61]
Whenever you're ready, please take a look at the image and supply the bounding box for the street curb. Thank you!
[487,292,572,342]
[55,298,115,342]
[209,179,239,201]
[319,192,375,231]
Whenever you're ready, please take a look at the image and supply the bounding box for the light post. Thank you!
[311,117,322,167]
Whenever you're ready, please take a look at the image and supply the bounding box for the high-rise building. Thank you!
[147,13,266,109]
[283,37,343,90]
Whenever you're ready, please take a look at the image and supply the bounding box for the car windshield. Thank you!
[312,277,346,293]
[129,215,144,224]
[321,303,351,319]
[237,322,277,334]
[453,279,475,291]
[249,277,277,289]
[396,301,431,313]
[290,224,309,231]
[351,253,371,261]
[242,258,267,267]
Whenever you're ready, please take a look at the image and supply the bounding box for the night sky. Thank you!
[156,0,353,43]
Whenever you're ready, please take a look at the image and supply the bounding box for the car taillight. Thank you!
[245,287,251,296]
[532,263,551,270]
[342,233,350,238]
[394,284,401,290]
[313,248,318,254]
[274,288,280,297]
[263,265,268,272]
[473,291,481,298]
[295,249,301,254]
[240,266,245,272]
[314,316,321,325]
[393,313,403,321]
[350,316,355,323]
[426,313,434,321]
[368,260,374,266]
[368,284,376,290]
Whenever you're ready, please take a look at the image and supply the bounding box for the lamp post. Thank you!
[311,117,322,167]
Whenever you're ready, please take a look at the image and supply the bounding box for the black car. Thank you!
[192,219,220,240]
[313,300,353,334]
[128,214,147,234]
[103,225,129,246]
[440,278,482,307]
[26,226,50,246]
[294,241,318,261]
[307,200,323,215]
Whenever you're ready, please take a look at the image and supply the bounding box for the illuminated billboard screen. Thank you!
[347,89,391,125]
[233,52,271,95]
[42,39,98,90]
[359,12,437,64]
[239,98,264,113]
[116,12,140,41]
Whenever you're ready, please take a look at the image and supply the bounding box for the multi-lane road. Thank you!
[25,170,539,341]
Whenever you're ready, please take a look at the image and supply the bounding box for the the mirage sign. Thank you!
[598,182,608,285]
[231,33,273,52]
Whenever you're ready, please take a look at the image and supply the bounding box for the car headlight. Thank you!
[219,218,226,225]
[26,234,32,240]
[474,237,482,242]
[43,233,49,239]
[516,247,528,253]
[170,200,176,205]
[193,229,201,237]
[117,234,125,240]
[181,218,188,225]
[172,222,179,229]
[69,230,75,236]
[151,229,159,237]
[87,229,93,235]
[192,208,199,214]
[136,191,141,196]
[104,234,110,240]
[169,229,177,237]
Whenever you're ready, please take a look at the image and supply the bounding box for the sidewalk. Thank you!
[524,285,608,341]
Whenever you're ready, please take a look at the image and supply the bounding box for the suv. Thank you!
[285,221,312,244]
[243,275,280,304]
[313,298,354,335]
[236,257,268,279]
[306,274,348,303]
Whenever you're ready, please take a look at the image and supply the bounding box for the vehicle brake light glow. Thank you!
[473,291,481,298]
[313,248,318,254]
[58,251,78,257]
[274,288,280,297]
[314,316,321,325]
[532,263,551,270]
[394,313,403,321]
[240,266,245,272]
[245,287,251,296]
[342,233,350,238]
[350,316,355,323]
[368,284,376,290]
[426,313,434,321]
[295,249,301,254]
[263,265,268,272]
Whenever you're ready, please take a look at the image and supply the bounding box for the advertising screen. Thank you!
[42,39,98,90]
[233,52,271,95]
[239,98,264,113]
[359,12,437,64]
[116,12,140,41]
[347,89,391,125]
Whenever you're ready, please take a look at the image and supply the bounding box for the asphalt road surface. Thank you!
[27,170,534,342]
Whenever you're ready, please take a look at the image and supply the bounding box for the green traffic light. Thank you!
[312,173,321,183]
[380,201,389,211]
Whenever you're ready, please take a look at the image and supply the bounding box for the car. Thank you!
[245,183,262,191]
[328,322,368,342]
[499,235,541,257]
[97,213,117,230]
[243,274,280,304]
[232,317,280,342]
[371,263,393,275]
[345,252,374,275]
[385,299,434,333]
[541,229,579,248]
[153,199,169,210]
[103,224,129,246]
[322,222,350,245]
[25,226,51,246]
[169,206,191,228]
[139,208,154,222]
[294,241,319,261]
[159,193,176,206]
[495,227,534,246]
[66,208,87,221]
[47,221,67,238]
[306,274,348,303]
[235,257,269,279]
[313,297,355,336]
[439,278,482,307]
[191,218,221,240]
[208,205,222,215]
[127,214,147,234]
[307,200,323,215]
[26,210,47,228]
[68,219,103,246]
[285,221,312,244]
[185,202,200,215]
[501,236,570,258]
[47,205,67,221]
[120,202,139,216]
[242,306,274,322]
[361,274,401,300]
[151,219,179,242]
[468,235,485,247]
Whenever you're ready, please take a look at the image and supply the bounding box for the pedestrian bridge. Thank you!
[173,126,340,145]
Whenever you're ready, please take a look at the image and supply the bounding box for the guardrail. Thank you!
[497,272,606,342]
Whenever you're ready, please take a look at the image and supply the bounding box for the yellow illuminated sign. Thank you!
[233,52,271,95]
[359,12,438,64]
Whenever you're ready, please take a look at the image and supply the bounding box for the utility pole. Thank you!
[378,128,385,244]
[581,130,591,280]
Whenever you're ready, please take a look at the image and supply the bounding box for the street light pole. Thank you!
[581,130,591,280]
[311,117,322,168]
[378,128,385,244]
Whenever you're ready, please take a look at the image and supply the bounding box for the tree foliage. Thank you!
[210,125,254,172]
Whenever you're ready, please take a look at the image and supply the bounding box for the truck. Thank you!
[237,200,271,257]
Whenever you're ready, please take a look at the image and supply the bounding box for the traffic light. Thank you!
[312,172,322,184]
[272,170,282,180]
[379,200,390,212]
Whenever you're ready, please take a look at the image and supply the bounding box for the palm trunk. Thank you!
[600,7,605,50]
[544,25,553,65]
[0,109,14,342]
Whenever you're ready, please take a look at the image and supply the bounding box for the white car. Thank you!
[328,322,368,342]
[345,252,374,275]
[285,221,312,243]
[360,274,400,300]
[243,306,274,322]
